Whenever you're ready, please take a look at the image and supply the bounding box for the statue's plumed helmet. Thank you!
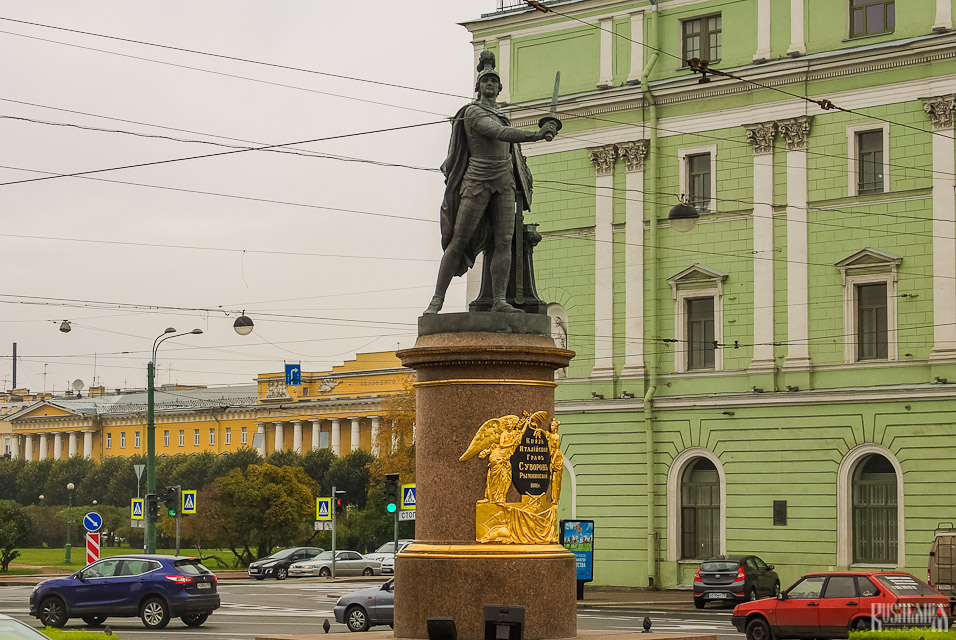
[474,50,501,93]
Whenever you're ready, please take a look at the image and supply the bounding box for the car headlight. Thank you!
[32,584,40,593]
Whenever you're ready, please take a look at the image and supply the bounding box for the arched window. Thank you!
[837,444,905,567]
[853,454,898,564]
[681,458,720,559]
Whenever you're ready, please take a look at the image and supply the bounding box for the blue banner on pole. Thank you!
[560,519,594,582]
[285,364,301,386]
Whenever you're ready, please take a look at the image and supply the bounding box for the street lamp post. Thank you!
[145,328,202,554]
[65,482,75,564]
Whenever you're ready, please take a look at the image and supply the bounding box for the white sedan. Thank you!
[289,550,381,577]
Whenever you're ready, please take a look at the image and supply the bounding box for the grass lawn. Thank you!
[10,547,211,570]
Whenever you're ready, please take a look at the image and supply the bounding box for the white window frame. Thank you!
[678,144,717,214]
[847,122,890,196]
[120,432,126,449]
[134,431,141,448]
[837,249,900,363]
[106,433,112,449]
[209,428,215,446]
[241,426,247,444]
[178,430,185,447]
[193,429,200,446]
[163,430,169,447]
[225,427,232,445]
[667,447,727,561]
[669,265,727,373]
[837,444,905,567]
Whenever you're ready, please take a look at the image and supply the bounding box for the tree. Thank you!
[213,463,318,562]
[0,500,37,571]
[301,448,336,494]
[16,459,54,506]
[327,450,375,508]
[0,458,25,501]
[265,450,302,468]
[370,379,416,485]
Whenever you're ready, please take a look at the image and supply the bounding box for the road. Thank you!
[0,579,740,639]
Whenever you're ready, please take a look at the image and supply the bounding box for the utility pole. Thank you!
[331,485,337,579]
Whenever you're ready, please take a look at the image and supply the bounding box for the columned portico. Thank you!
[331,419,341,456]
[53,432,63,460]
[370,416,382,455]
[11,435,19,459]
[68,432,77,458]
[83,431,93,459]
[39,434,48,460]
[24,435,33,461]
[292,420,303,454]
[255,422,266,456]
[349,417,361,452]
[273,421,284,452]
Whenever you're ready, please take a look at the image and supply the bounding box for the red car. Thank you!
[732,571,950,640]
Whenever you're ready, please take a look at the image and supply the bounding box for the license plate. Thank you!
[197,582,211,590]
[707,592,730,599]
[937,584,953,590]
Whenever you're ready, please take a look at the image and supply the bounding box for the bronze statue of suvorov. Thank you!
[424,51,559,315]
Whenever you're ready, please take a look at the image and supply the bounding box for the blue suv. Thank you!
[30,555,220,629]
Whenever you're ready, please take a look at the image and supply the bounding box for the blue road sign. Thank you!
[316,497,331,521]
[285,364,301,386]
[182,490,197,514]
[131,499,144,520]
[83,512,103,532]
[401,484,417,510]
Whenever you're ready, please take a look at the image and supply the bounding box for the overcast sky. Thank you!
[0,0,497,393]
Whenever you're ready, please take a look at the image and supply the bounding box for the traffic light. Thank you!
[334,497,343,514]
[163,486,180,517]
[385,474,400,514]
[146,493,159,520]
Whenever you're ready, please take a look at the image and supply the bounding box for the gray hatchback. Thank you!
[694,555,780,609]
[333,579,394,632]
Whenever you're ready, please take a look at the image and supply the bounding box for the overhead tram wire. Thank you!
[0,120,446,188]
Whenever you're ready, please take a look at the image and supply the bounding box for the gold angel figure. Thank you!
[460,411,548,504]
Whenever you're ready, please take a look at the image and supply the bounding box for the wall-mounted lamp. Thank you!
[59,320,72,333]
[751,386,764,393]
[786,385,799,392]
[668,195,700,233]
[591,392,605,400]
[620,391,635,399]
[934,376,948,384]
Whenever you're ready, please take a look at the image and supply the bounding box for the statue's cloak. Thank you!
[439,102,535,277]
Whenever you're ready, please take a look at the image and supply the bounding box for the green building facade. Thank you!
[462,0,956,589]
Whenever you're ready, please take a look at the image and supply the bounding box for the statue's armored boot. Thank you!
[423,295,444,315]
[491,296,523,313]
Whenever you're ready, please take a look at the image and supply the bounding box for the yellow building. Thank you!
[8,352,411,461]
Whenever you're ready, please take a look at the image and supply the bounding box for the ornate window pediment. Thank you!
[836,249,900,363]
[668,265,728,373]
[835,248,901,277]
[667,264,728,295]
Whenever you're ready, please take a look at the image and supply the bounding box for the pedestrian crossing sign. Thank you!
[130,498,144,520]
[401,484,416,510]
[182,490,197,514]
[316,497,332,521]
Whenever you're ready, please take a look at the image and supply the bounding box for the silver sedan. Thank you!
[289,550,381,577]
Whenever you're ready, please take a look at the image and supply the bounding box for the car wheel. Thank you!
[746,617,773,640]
[852,618,872,632]
[38,596,68,628]
[363,567,374,576]
[141,596,171,629]
[82,615,108,627]
[319,567,331,577]
[750,588,758,601]
[346,605,370,632]
[254,576,265,581]
[694,600,705,610]
[181,613,210,627]
[276,567,288,580]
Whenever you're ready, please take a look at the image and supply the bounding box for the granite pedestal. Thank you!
[395,313,575,640]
